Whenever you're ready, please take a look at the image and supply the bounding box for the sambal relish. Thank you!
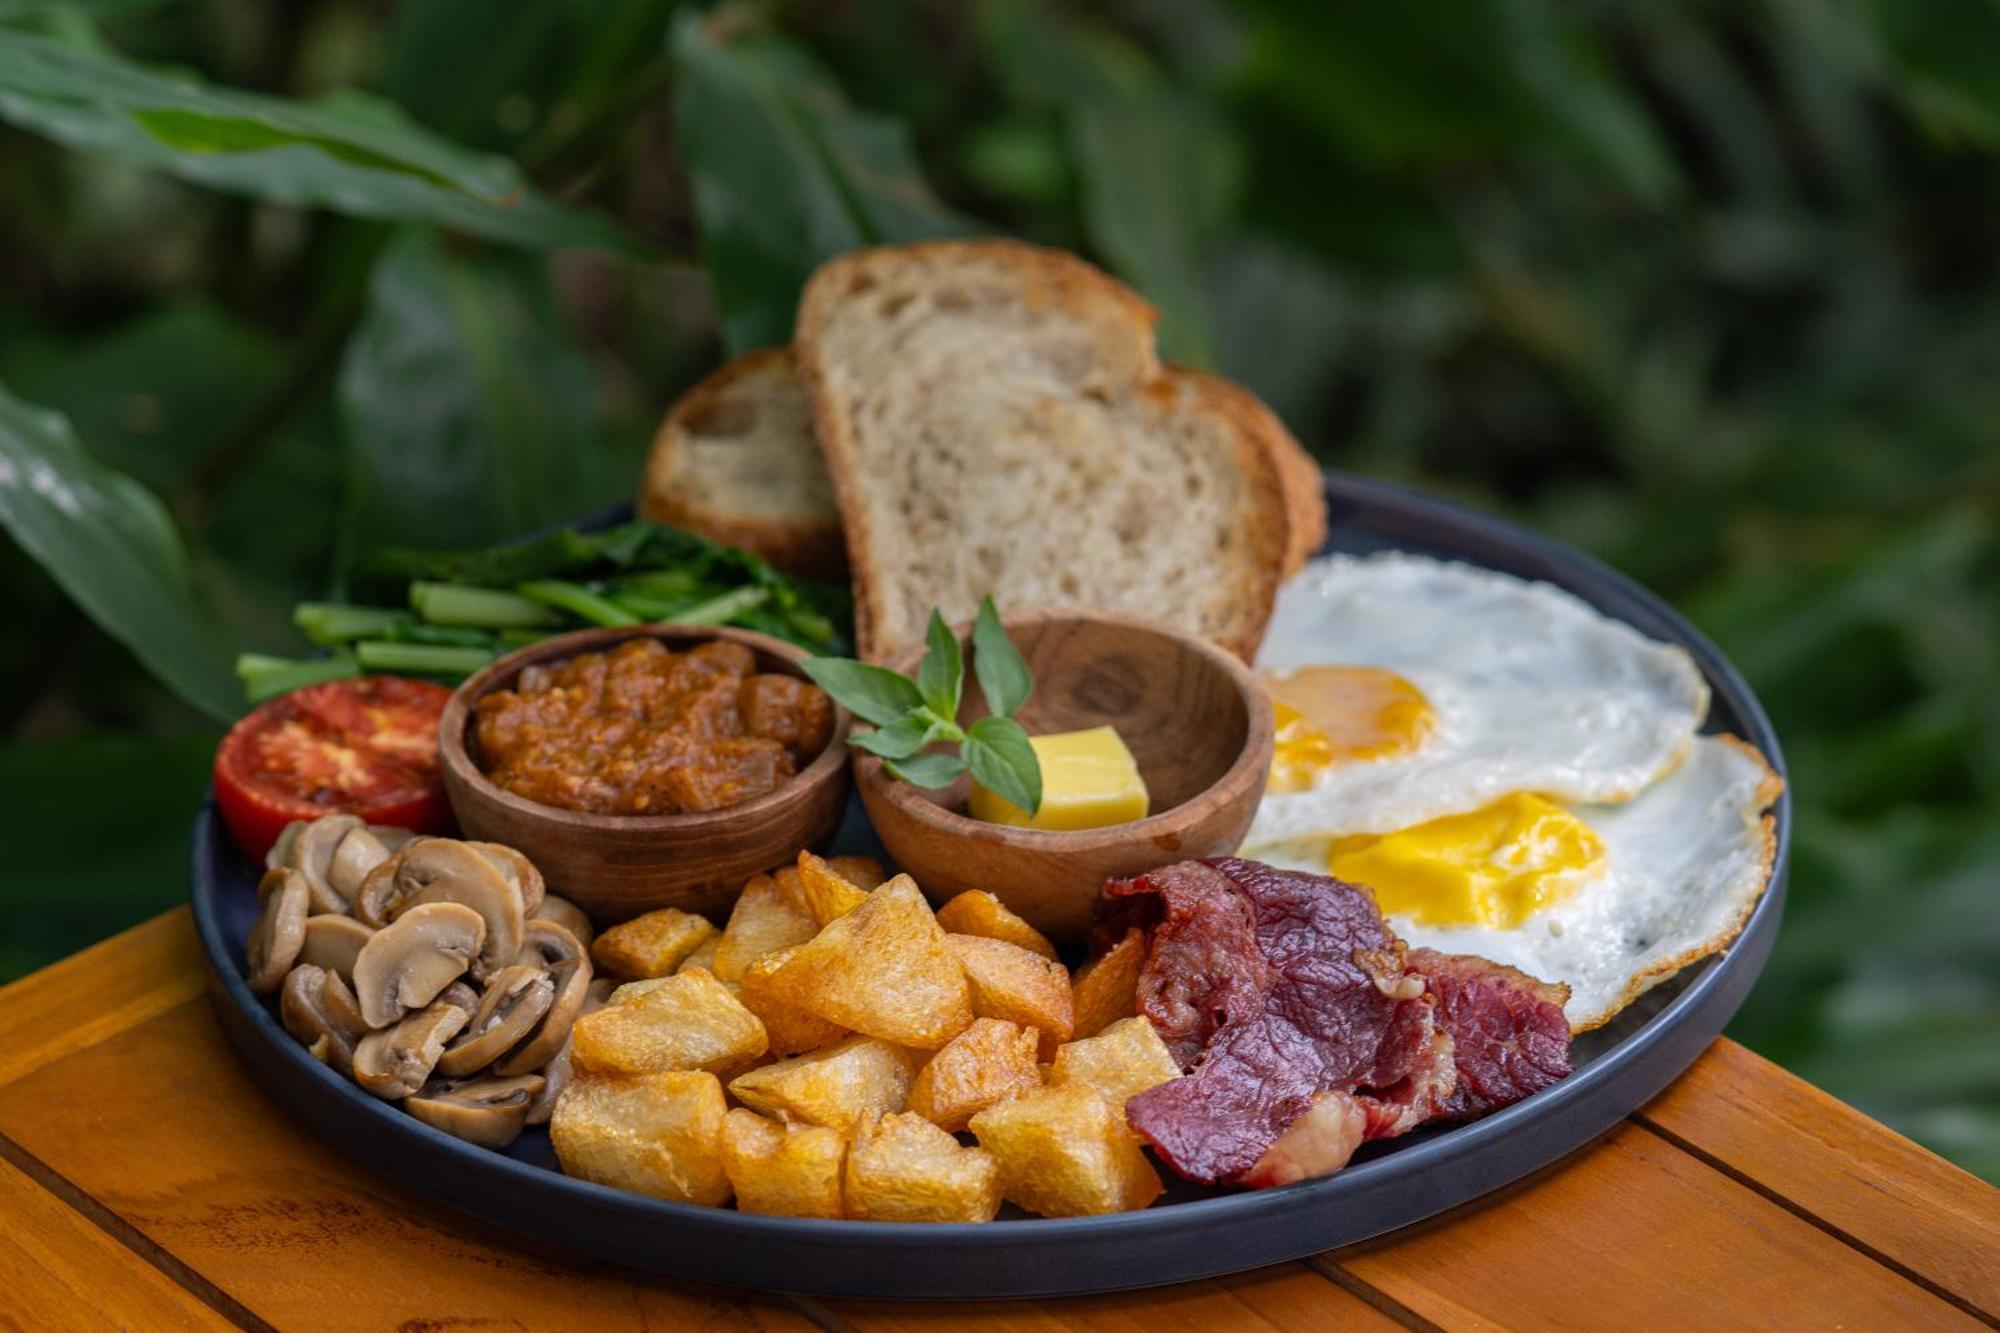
[473,637,833,816]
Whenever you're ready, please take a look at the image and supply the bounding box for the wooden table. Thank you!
[1,911,1993,1331]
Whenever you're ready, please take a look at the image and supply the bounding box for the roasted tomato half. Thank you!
[213,676,454,861]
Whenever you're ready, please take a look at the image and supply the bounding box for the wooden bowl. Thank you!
[855,611,1274,941]
[438,624,852,924]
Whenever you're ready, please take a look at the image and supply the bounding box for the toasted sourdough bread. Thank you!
[637,347,848,576]
[796,239,1309,663]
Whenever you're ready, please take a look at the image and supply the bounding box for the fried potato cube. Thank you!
[713,872,817,983]
[946,934,1073,1058]
[590,907,719,980]
[790,850,871,927]
[1047,1016,1179,1118]
[727,1036,922,1134]
[738,944,847,1055]
[551,1071,731,1206]
[844,1112,1002,1222]
[969,1084,1163,1217]
[769,875,973,1049]
[935,890,1059,961]
[677,931,722,976]
[907,1018,1043,1133]
[720,1108,846,1218]
[1071,927,1145,1038]
[570,968,767,1077]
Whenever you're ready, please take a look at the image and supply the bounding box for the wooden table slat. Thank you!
[0,911,203,1089]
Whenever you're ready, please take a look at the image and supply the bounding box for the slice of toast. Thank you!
[796,239,1306,662]
[637,347,847,576]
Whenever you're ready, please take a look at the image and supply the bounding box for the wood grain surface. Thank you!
[0,908,1994,1332]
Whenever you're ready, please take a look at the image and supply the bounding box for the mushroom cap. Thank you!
[437,979,480,1013]
[265,820,307,873]
[289,814,366,914]
[327,825,393,903]
[353,1001,469,1099]
[246,868,310,994]
[299,915,375,979]
[352,853,406,928]
[436,964,556,1079]
[405,1074,546,1148]
[524,1043,570,1126]
[466,842,545,916]
[494,955,590,1077]
[368,824,420,854]
[279,964,359,1073]
[351,901,485,1029]
[396,839,524,981]
[515,918,586,970]
[530,894,594,949]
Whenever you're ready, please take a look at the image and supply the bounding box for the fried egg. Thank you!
[1255,734,1782,1030]
[1249,553,1710,845]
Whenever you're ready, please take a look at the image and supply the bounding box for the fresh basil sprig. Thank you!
[803,597,1042,815]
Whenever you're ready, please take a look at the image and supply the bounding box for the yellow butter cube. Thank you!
[968,726,1149,832]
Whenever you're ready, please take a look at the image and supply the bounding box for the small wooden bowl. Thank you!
[855,611,1274,941]
[438,624,852,924]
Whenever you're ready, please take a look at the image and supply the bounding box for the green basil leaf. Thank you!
[884,751,969,789]
[917,608,964,721]
[849,714,945,761]
[965,715,1043,815]
[799,657,924,726]
[972,595,1033,718]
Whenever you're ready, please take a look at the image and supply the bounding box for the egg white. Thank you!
[1250,553,1710,844]
[1256,735,1781,1031]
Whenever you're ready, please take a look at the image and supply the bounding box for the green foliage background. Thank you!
[1,0,1994,1179]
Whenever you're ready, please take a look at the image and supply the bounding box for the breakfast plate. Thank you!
[190,470,1789,1299]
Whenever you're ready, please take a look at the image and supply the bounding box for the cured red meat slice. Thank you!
[1406,948,1571,1122]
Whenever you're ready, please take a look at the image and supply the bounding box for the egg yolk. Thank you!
[1326,793,1605,928]
[1265,666,1435,793]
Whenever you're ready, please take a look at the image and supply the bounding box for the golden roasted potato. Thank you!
[551,1071,731,1206]
[570,967,767,1077]
[907,1018,1043,1133]
[720,1108,845,1218]
[677,931,722,976]
[844,1112,1002,1223]
[713,872,816,983]
[969,1084,1163,1217]
[727,1035,923,1134]
[737,944,847,1055]
[1046,1016,1179,1119]
[1071,927,1146,1038]
[945,934,1073,1058]
[769,876,973,1049]
[790,850,872,927]
[934,890,1058,961]
[590,907,718,980]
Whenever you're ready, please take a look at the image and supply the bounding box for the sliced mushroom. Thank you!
[438,979,480,1013]
[352,853,406,928]
[265,820,307,872]
[352,1001,469,1100]
[368,824,420,854]
[467,842,545,915]
[320,966,369,1034]
[436,964,555,1078]
[524,1042,570,1126]
[529,893,593,949]
[351,901,485,1029]
[396,839,523,980]
[495,956,590,1077]
[279,964,364,1073]
[289,814,365,913]
[298,915,375,979]
[514,917,585,970]
[328,825,393,903]
[405,1074,546,1148]
[246,868,310,993]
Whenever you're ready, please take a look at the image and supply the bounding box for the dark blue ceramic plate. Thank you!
[189,472,1790,1299]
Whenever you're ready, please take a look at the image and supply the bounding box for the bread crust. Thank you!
[1173,366,1326,575]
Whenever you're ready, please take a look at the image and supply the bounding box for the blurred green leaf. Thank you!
[671,9,975,352]
[1863,0,2000,148]
[0,379,240,720]
[0,29,640,251]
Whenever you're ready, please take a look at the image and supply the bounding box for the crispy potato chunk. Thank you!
[935,890,1058,961]
[590,907,718,980]
[1071,927,1145,1038]
[713,872,817,983]
[570,968,767,1077]
[844,1112,1002,1223]
[946,934,1073,1058]
[727,1036,922,1134]
[1047,1016,1179,1119]
[677,931,722,976]
[720,1108,846,1218]
[790,850,872,927]
[970,1084,1163,1217]
[770,876,973,1049]
[738,944,847,1055]
[907,1018,1043,1133]
[552,1071,731,1206]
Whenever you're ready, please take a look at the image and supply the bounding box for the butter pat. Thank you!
[969,725,1150,832]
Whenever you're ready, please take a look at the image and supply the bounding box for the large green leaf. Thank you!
[0,30,639,252]
[1863,0,2000,148]
[0,380,240,720]
[336,230,637,559]
[671,11,975,353]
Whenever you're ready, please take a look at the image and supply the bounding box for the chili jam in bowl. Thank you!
[438,625,852,923]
